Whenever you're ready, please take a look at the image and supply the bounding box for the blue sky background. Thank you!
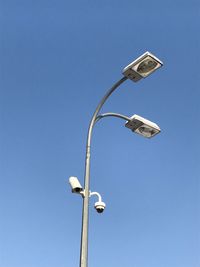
[0,0,199,267]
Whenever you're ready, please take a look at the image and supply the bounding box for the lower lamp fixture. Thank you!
[125,114,161,138]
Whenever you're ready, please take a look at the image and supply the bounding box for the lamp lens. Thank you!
[137,59,158,74]
[138,126,156,138]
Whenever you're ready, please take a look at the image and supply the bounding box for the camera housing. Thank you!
[69,176,83,193]
[94,201,106,213]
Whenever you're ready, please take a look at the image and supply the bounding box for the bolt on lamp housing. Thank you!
[125,114,161,138]
[123,52,163,82]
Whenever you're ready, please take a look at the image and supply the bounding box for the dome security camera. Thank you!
[94,201,106,213]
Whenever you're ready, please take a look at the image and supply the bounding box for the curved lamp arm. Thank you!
[86,76,127,148]
[95,112,130,124]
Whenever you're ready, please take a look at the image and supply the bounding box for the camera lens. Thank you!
[96,208,104,213]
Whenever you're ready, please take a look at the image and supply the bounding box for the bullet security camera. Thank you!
[69,176,83,193]
[94,201,106,213]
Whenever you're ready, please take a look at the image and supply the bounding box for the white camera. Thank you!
[94,201,106,213]
[69,176,83,193]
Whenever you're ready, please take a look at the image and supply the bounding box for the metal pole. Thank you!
[79,77,127,267]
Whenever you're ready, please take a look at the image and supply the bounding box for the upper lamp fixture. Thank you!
[125,114,161,138]
[123,51,163,82]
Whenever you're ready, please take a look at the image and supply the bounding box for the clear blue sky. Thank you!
[0,0,199,267]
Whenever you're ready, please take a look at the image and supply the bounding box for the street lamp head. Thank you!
[125,114,161,138]
[123,51,163,82]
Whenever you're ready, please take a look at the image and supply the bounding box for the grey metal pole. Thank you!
[79,76,127,267]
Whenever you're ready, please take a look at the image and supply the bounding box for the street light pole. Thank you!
[68,51,163,267]
[79,76,127,267]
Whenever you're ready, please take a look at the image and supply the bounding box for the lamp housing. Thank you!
[125,114,161,138]
[123,52,163,82]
